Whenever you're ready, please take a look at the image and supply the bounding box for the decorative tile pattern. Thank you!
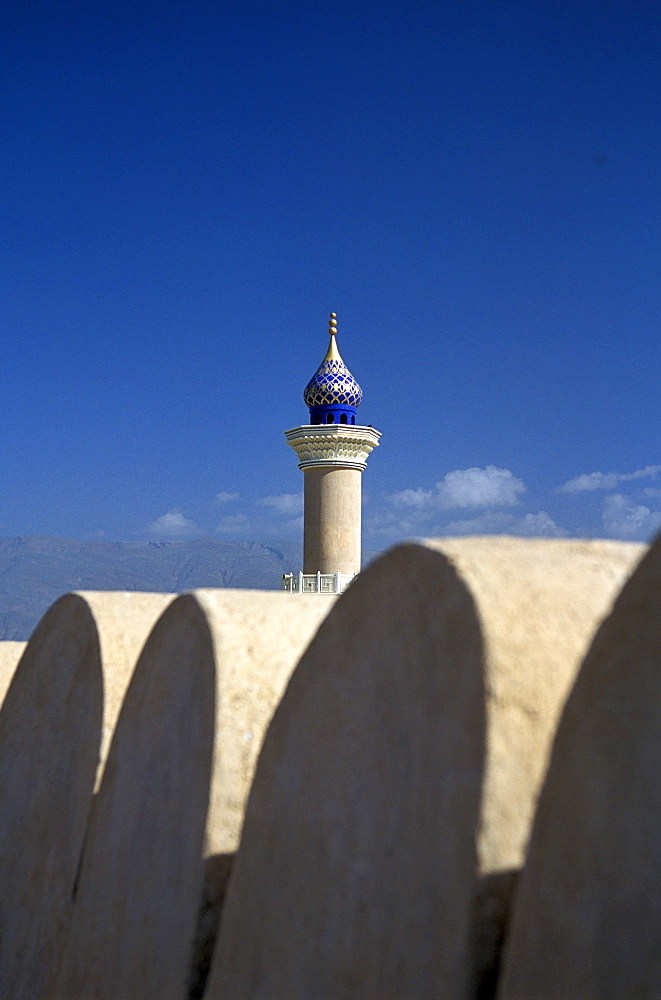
[303,358,363,409]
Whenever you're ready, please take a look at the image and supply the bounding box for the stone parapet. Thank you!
[1,536,657,999]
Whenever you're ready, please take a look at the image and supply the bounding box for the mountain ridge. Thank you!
[0,535,304,640]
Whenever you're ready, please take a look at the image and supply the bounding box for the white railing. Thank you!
[282,571,355,595]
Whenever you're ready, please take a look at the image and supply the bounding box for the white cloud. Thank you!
[519,511,567,537]
[216,513,251,535]
[366,499,566,542]
[602,494,661,540]
[388,466,525,512]
[559,472,621,493]
[559,466,661,494]
[147,509,201,538]
[214,491,240,505]
[620,465,661,482]
[258,493,304,516]
[370,466,533,543]
[444,510,566,538]
[437,466,525,509]
[388,488,434,509]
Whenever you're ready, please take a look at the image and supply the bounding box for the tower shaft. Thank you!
[303,466,362,575]
[285,423,381,577]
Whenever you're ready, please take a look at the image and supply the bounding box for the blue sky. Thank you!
[2,0,660,548]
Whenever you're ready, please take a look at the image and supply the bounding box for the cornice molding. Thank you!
[285,424,381,470]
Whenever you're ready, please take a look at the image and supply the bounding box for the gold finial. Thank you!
[324,312,341,361]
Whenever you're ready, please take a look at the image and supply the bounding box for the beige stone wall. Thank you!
[2,541,643,876]
[303,466,362,575]
[190,588,336,856]
[53,594,216,1000]
[76,592,175,785]
[423,536,645,874]
[0,597,175,789]
[205,543,485,1000]
[0,588,334,862]
[0,594,103,1000]
[498,535,661,998]
[0,536,657,998]
[0,642,27,706]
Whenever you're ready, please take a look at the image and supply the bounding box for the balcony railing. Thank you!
[281,571,355,595]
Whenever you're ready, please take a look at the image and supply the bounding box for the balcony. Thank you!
[281,571,354,595]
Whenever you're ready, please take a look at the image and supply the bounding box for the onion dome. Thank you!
[303,313,362,425]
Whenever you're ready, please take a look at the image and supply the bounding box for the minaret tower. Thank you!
[285,313,381,590]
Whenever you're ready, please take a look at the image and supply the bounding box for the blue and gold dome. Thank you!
[304,313,362,425]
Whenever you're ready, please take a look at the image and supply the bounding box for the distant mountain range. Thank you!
[0,536,305,640]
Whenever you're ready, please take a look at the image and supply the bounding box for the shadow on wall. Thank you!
[0,535,659,999]
[468,870,519,1000]
[188,854,236,1000]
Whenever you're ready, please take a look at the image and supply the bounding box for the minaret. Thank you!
[285,313,381,588]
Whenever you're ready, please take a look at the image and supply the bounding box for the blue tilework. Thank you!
[303,358,363,409]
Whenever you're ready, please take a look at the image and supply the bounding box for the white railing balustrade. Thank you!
[281,571,355,594]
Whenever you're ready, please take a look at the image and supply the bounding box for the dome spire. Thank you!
[304,312,362,425]
[322,312,341,362]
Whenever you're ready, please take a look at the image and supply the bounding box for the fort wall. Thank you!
[0,535,656,998]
